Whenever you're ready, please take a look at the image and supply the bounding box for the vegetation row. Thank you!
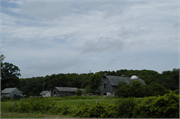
[2,90,179,118]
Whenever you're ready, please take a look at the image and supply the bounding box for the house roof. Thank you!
[40,91,50,95]
[55,87,77,92]
[106,75,131,86]
[1,87,20,93]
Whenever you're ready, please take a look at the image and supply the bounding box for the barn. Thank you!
[53,87,77,97]
[1,87,23,99]
[100,74,146,95]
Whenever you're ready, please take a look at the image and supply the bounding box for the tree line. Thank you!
[1,54,179,97]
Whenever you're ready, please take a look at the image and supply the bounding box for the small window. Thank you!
[54,91,56,94]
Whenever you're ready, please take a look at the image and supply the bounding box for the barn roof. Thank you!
[105,75,146,86]
[55,87,77,92]
[106,75,131,86]
[1,87,18,93]
[137,78,146,85]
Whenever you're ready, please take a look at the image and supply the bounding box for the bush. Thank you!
[1,96,11,101]
[17,97,56,113]
[133,90,179,118]
[75,89,82,96]
[115,97,137,118]
[114,84,132,97]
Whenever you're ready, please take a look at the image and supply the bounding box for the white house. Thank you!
[39,91,51,97]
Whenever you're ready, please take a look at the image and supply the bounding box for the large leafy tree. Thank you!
[130,80,146,97]
[114,84,132,98]
[1,55,21,90]
[88,73,102,93]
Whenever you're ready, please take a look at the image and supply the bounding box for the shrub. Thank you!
[114,84,132,97]
[115,97,137,118]
[88,103,106,117]
[1,96,11,101]
[75,89,82,96]
[133,90,179,118]
[17,97,56,113]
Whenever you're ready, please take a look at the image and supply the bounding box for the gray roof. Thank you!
[2,87,18,93]
[106,75,131,86]
[55,87,77,92]
[105,75,146,86]
[137,78,146,85]
[40,91,50,95]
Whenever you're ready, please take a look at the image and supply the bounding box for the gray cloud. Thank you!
[21,58,81,77]
[20,1,73,20]
[82,36,124,53]
[10,37,25,46]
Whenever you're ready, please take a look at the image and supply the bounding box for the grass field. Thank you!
[1,111,73,118]
[1,96,144,118]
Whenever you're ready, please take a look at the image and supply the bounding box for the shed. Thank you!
[53,87,77,97]
[40,91,51,97]
[100,75,146,95]
[1,87,23,99]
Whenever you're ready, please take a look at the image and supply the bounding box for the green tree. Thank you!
[88,73,102,94]
[146,81,166,96]
[75,89,82,96]
[117,81,128,88]
[1,55,21,90]
[114,84,132,98]
[130,80,146,97]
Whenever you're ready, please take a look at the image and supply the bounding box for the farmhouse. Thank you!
[100,74,146,95]
[1,87,23,99]
[40,91,51,97]
[53,87,77,97]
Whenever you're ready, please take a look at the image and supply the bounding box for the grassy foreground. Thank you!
[1,96,143,118]
[2,93,178,118]
[1,111,73,118]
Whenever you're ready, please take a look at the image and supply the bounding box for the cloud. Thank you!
[82,36,124,53]
[19,1,74,20]
[10,37,25,46]
[1,0,179,78]
[21,58,81,77]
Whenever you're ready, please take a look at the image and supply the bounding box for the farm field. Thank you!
[1,96,143,118]
[1,92,178,118]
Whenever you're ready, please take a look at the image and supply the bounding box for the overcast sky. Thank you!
[0,0,179,78]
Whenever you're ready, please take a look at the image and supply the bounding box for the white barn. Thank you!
[1,87,23,99]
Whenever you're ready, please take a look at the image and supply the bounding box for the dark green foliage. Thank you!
[114,84,132,98]
[1,62,21,90]
[1,91,179,118]
[133,90,179,118]
[17,97,56,113]
[117,81,128,88]
[88,73,102,93]
[146,81,167,96]
[1,96,11,101]
[131,80,146,97]
[115,98,137,118]
[75,89,82,96]
[19,68,179,97]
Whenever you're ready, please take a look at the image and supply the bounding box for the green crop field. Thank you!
[0,96,146,118]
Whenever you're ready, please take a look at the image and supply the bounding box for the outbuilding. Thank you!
[53,87,77,97]
[39,91,51,97]
[1,87,23,99]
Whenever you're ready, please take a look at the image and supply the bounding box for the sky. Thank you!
[0,0,179,78]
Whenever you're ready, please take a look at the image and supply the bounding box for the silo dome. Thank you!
[130,75,138,80]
